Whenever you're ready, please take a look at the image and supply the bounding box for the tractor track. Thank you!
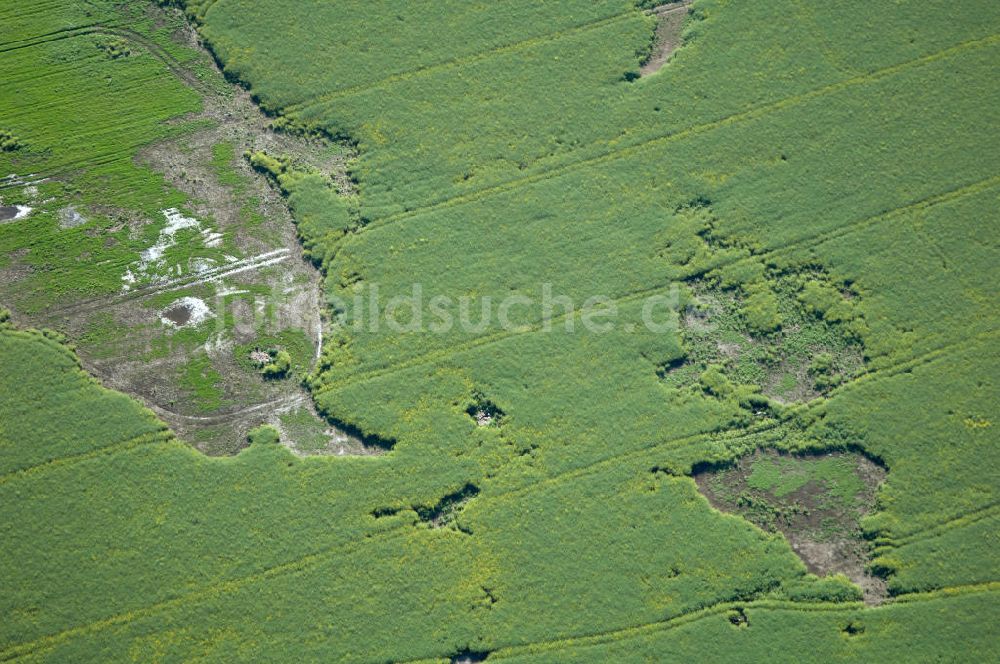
[283,9,646,115]
[44,248,291,319]
[314,173,1000,397]
[0,430,170,487]
[1,328,992,662]
[401,582,1000,663]
[147,393,305,426]
[0,23,213,95]
[875,501,1000,551]
[350,31,1000,236]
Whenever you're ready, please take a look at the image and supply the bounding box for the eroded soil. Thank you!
[694,449,888,604]
[641,1,691,76]
[0,3,358,455]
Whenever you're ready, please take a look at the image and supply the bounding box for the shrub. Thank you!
[262,349,292,379]
[0,129,22,151]
[741,286,782,333]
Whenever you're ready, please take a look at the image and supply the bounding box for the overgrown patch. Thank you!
[247,149,359,266]
[660,202,867,405]
[272,403,376,456]
[372,483,480,533]
[0,129,23,152]
[95,36,132,59]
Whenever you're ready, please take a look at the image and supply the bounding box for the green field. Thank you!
[1,0,998,661]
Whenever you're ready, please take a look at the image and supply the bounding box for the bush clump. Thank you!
[246,150,355,266]
[96,37,131,59]
[741,285,782,334]
[0,129,23,152]
[262,349,292,379]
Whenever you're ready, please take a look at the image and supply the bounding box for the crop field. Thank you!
[1,0,998,662]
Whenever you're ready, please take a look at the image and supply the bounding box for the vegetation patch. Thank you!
[694,449,887,604]
[373,483,480,532]
[416,483,480,530]
[95,36,133,60]
[467,392,505,428]
[663,271,865,405]
[177,353,225,412]
[0,129,23,152]
[247,423,280,446]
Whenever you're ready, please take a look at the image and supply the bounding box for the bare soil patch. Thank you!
[641,2,691,76]
[0,3,357,455]
[694,449,888,604]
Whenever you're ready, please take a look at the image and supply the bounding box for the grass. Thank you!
[1,0,998,661]
[277,405,330,452]
[177,354,225,412]
[746,455,864,505]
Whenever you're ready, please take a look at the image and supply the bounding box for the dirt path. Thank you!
[149,394,305,425]
[641,2,692,76]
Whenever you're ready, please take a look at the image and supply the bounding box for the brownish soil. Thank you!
[0,3,356,455]
[694,449,888,605]
[641,1,691,76]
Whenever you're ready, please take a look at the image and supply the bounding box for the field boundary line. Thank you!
[283,9,646,115]
[0,430,170,487]
[357,31,1000,233]
[876,501,1000,551]
[315,174,1000,396]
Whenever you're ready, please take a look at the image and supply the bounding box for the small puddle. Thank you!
[0,205,31,222]
[161,296,213,328]
[163,303,193,326]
